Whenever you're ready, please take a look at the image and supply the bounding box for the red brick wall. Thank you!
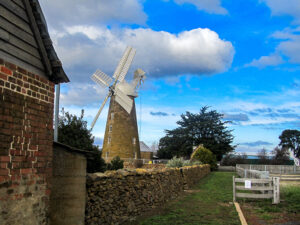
[0,58,54,224]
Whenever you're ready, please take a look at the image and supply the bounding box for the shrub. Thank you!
[166,157,186,168]
[191,145,217,170]
[107,156,124,170]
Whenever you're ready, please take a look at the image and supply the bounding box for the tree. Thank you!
[58,109,106,173]
[157,107,235,160]
[272,146,290,165]
[279,129,300,158]
[257,148,270,165]
[191,145,217,170]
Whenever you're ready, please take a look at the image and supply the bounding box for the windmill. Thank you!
[91,46,146,161]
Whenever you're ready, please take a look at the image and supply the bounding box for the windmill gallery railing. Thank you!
[233,176,280,204]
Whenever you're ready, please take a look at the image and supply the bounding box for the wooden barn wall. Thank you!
[0,0,46,77]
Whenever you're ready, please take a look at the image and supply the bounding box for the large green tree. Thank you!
[58,109,106,173]
[157,107,235,160]
[279,129,300,158]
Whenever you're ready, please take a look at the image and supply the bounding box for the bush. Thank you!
[87,148,107,173]
[107,156,124,170]
[166,157,186,168]
[220,153,247,166]
[191,145,217,170]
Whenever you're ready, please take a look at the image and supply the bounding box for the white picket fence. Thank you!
[233,176,280,204]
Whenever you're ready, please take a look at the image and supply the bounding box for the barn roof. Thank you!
[0,0,69,84]
[25,0,69,83]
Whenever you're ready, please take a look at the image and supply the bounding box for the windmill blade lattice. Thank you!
[91,70,113,88]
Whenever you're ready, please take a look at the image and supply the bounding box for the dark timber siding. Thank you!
[0,0,46,77]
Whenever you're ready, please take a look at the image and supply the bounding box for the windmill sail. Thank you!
[115,87,133,114]
[113,47,136,82]
[91,46,137,129]
[91,70,113,88]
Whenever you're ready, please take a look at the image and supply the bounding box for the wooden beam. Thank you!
[234,178,272,183]
[236,193,273,199]
[23,0,52,76]
[0,1,29,22]
[0,5,31,34]
[0,27,40,58]
[0,16,37,47]
[0,39,44,69]
[235,186,273,191]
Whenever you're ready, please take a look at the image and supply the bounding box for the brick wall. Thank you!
[0,58,54,225]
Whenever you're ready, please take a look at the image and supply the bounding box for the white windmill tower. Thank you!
[91,46,146,162]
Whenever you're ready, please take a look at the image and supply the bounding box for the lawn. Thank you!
[136,172,241,225]
[240,184,300,225]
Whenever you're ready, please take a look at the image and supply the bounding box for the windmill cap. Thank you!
[134,68,146,76]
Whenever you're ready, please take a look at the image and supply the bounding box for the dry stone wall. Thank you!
[86,165,210,224]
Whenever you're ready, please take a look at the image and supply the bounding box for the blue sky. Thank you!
[39,0,300,155]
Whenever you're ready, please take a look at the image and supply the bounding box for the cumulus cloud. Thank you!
[223,113,249,121]
[60,83,108,106]
[245,54,284,68]
[240,141,273,147]
[150,111,169,116]
[53,26,234,82]
[260,0,300,24]
[39,0,147,27]
[174,0,228,15]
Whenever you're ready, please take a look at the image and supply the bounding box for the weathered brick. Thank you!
[0,156,10,162]
[0,66,12,76]
[0,168,9,175]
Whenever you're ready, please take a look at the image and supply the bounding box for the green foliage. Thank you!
[191,145,217,170]
[166,157,203,168]
[272,146,290,165]
[157,106,235,161]
[220,153,247,166]
[166,157,187,168]
[279,129,300,158]
[58,109,106,173]
[107,156,124,170]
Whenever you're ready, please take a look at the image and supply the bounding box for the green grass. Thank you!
[240,182,300,223]
[137,172,240,225]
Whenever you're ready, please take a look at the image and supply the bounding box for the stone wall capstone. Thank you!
[86,165,210,224]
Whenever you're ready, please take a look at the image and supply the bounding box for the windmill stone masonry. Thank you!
[91,47,146,162]
[102,95,141,161]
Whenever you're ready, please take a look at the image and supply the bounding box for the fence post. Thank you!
[272,177,280,204]
[233,176,236,202]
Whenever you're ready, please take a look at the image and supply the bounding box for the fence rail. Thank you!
[236,164,300,174]
[236,166,269,179]
[233,176,280,204]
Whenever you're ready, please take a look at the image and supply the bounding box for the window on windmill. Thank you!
[135,152,137,159]
[132,137,136,145]
[109,125,112,132]
[111,113,114,120]
[106,152,109,158]
[108,137,111,144]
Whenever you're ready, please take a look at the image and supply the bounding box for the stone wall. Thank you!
[86,165,210,224]
[0,59,54,225]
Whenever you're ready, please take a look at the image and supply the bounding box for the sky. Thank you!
[39,0,300,155]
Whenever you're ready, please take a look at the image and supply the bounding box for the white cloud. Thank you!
[245,53,284,68]
[39,0,147,27]
[174,0,228,15]
[260,0,300,24]
[53,26,234,82]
